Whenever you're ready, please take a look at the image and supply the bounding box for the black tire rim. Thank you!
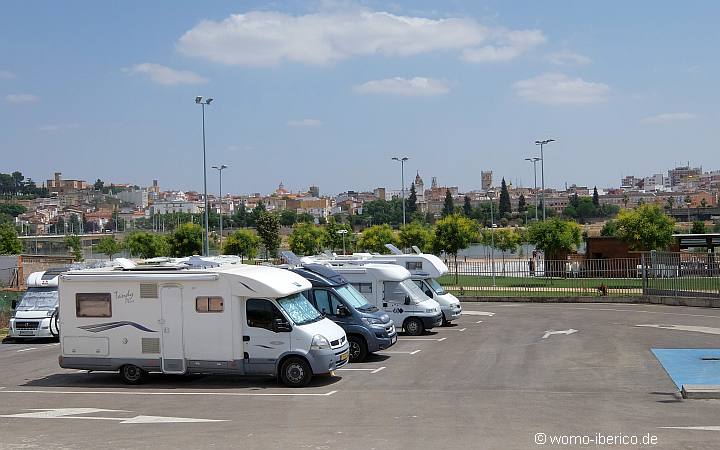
[406,320,420,335]
[349,341,361,360]
[123,366,142,381]
[286,363,305,384]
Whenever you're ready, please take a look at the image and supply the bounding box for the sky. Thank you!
[1,1,719,196]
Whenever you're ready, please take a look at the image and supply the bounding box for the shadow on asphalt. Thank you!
[650,391,683,403]
[1,337,58,345]
[21,372,341,390]
[360,353,390,363]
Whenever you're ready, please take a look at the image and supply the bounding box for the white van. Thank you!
[8,269,63,340]
[304,248,462,325]
[58,263,349,387]
[315,263,442,336]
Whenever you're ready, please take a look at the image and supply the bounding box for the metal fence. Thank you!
[439,253,720,298]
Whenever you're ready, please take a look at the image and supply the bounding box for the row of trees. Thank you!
[0,171,49,197]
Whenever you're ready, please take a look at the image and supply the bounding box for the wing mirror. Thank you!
[336,304,349,316]
[404,295,412,305]
[11,300,17,310]
[272,318,292,332]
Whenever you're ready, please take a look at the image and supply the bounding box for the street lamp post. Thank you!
[195,96,214,256]
[392,157,409,225]
[212,164,228,251]
[337,229,348,254]
[525,157,541,221]
[535,139,555,221]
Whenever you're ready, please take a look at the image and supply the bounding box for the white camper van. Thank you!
[317,263,442,336]
[303,248,462,325]
[8,269,62,340]
[58,263,349,387]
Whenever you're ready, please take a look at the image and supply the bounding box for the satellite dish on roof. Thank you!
[183,256,220,269]
[281,251,302,266]
[411,245,422,254]
[114,258,137,270]
[385,244,403,255]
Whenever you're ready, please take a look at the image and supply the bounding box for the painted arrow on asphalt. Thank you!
[636,324,720,335]
[542,329,578,339]
[0,408,226,424]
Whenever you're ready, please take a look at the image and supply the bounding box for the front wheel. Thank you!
[280,357,312,388]
[348,336,368,363]
[119,364,147,385]
[404,317,425,336]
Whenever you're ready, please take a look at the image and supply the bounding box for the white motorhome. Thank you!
[8,269,62,339]
[303,247,462,325]
[58,263,349,387]
[312,263,442,336]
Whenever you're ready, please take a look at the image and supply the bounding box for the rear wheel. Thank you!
[119,364,147,385]
[404,317,425,336]
[280,357,312,388]
[348,335,368,363]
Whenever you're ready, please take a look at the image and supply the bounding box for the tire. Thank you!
[280,357,312,388]
[348,335,368,363]
[441,313,449,327]
[119,364,147,385]
[404,317,425,336]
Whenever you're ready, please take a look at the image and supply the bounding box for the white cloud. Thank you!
[512,73,609,105]
[123,63,207,85]
[287,118,323,127]
[5,93,38,104]
[354,77,450,96]
[37,123,79,132]
[546,51,592,65]
[177,10,544,66]
[641,112,697,124]
[0,70,15,79]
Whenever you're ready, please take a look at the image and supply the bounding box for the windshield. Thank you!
[336,284,376,311]
[384,279,431,305]
[277,292,322,325]
[16,288,59,311]
[426,278,447,295]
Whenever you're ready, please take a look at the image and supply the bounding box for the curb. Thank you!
[458,296,720,308]
[682,385,720,399]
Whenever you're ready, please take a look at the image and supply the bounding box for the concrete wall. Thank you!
[459,295,720,308]
[0,255,19,286]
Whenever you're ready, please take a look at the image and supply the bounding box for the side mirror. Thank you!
[11,300,17,310]
[425,290,433,298]
[404,296,411,305]
[272,318,292,333]
[336,304,349,316]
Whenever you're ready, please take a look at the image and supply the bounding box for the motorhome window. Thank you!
[426,278,447,295]
[400,279,431,303]
[351,283,372,294]
[277,293,322,325]
[335,285,373,310]
[406,262,423,271]
[314,290,344,316]
[16,288,58,311]
[246,299,284,331]
[76,293,112,317]
[413,279,434,297]
[196,296,224,313]
[383,280,428,305]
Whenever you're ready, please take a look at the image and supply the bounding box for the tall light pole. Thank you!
[337,229,348,255]
[196,96,214,256]
[212,164,228,252]
[535,139,555,221]
[392,157,409,225]
[525,157,541,221]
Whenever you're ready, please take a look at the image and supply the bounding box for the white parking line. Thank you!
[435,328,466,332]
[461,311,495,316]
[0,389,338,397]
[402,337,446,342]
[476,320,483,324]
[44,343,60,348]
[382,350,421,355]
[16,348,38,353]
[337,366,386,373]
[371,367,386,374]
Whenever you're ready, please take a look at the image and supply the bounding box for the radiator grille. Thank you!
[139,283,158,299]
[141,338,160,354]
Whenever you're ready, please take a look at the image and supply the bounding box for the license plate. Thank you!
[18,331,35,336]
[391,335,397,344]
[339,351,349,362]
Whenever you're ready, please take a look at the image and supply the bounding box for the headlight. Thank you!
[361,317,384,326]
[310,335,331,350]
[426,308,437,313]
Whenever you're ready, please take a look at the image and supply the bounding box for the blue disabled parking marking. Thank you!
[652,349,720,389]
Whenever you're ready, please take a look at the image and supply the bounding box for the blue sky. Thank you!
[2,1,718,196]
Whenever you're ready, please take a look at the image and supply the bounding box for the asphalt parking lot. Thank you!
[1,302,720,450]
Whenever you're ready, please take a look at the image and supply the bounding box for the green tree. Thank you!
[0,223,22,254]
[592,186,600,207]
[256,212,281,259]
[167,223,204,257]
[0,204,27,217]
[323,218,352,252]
[279,209,297,227]
[489,228,521,273]
[499,178,511,215]
[665,196,674,211]
[614,204,675,251]
[442,189,454,217]
[462,195,472,217]
[527,218,582,274]
[433,214,479,283]
[518,194,527,213]
[223,229,260,260]
[691,221,706,234]
[296,212,315,224]
[288,222,325,256]
[398,222,433,253]
[231,202,248,228]
[406,183,418,214]
[249,201,266,227]
[600,220,618,237]
[357,224,398,254]
[65,234,83,261]
[96,236,123,259]
[125,232,168,258]
[93,179,104,191]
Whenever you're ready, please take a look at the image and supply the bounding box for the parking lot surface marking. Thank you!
[16,347,38,353]
[381,350,421,355]
[401,337,446,341]
[652,349,720,389]
[0,388,338,397]
[337,366,386,372]
[461,311,495,316]
[476,320,483,323]
[660,426,720,432]
[0,408,227,424]
[542,329,578,339]
[637,324,720,335]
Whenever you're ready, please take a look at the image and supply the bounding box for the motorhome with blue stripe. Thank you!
[58,261,348,387]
